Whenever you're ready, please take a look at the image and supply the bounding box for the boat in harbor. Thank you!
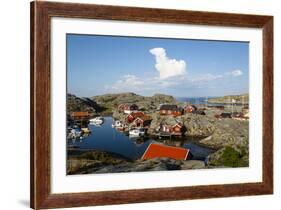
[112,120,123,128]
[67,127,83,139]
[81,127,91,133]
[89,117,104,125]
[129,128,145,137]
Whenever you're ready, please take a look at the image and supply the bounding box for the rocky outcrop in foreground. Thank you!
[67,150,205,174]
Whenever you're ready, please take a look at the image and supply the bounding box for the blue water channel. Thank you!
[67,117,215,161]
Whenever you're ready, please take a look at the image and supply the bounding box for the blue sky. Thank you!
[67,34,249,97]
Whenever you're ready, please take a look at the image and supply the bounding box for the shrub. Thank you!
[210,146,248,167]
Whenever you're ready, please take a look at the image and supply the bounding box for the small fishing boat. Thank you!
[89,117,104,125]
[129,128,145,137]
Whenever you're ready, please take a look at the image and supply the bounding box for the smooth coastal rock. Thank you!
[67,150,206,174]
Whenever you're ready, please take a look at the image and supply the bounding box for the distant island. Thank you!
[208,93,249,105]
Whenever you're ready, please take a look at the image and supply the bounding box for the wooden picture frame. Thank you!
[30,1,273,209]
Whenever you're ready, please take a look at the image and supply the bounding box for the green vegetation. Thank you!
[209,146,248,167]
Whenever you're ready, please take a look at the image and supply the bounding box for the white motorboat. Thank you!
[89,117,104,125]
[129,128,145,137]
[112,120,123,128]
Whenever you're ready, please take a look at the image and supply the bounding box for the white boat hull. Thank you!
[89,117,104,125]
[129,129,145,137]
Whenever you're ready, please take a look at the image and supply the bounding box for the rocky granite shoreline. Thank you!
[67,150,206,174]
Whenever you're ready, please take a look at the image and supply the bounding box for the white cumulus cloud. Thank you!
[106,74,144,92]
[230,69,243,77]
[149,47,187,80]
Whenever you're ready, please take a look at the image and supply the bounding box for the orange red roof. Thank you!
[71,111,89,117]
[142,143,190,160]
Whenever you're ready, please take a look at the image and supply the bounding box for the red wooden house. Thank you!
[127,111,144,123]
[70,111,89,120]
[159,104,183,116]
[133,115,152,128]
[118,103,139,114]
[160,123,184,136]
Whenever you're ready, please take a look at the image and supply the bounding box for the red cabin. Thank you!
[70,111,89,120]
[118,103,139,114]
[127,111,144,123]
[133,115,152,128]
[160,123,184,136]
[159,104,183,116]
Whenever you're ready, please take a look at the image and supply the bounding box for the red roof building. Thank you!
[133,115,152,128]
[160,123,184,136]
[70,112,89,120]
[142,143,192,160]
[127,111,144,123]
[159,104,183,116]
[118,103,139,114]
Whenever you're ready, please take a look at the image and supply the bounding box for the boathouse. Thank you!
[70,111,89,120]
[159,104,184,116]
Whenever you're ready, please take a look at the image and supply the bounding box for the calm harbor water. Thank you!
[67,117,215,161]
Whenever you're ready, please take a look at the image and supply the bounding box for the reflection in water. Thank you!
[67,117,214,160]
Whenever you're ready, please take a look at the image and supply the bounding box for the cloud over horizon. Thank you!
[230,69,243,77]
[149,48,187,80]
[104,48,244,96]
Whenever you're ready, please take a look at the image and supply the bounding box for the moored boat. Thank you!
[89,117,104,125]
[112,120,123,128]
[67,127,83,139]
[81,127,91,133]
[129,128,145,137]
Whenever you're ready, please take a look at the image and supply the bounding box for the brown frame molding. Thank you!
[30,1,273,209]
